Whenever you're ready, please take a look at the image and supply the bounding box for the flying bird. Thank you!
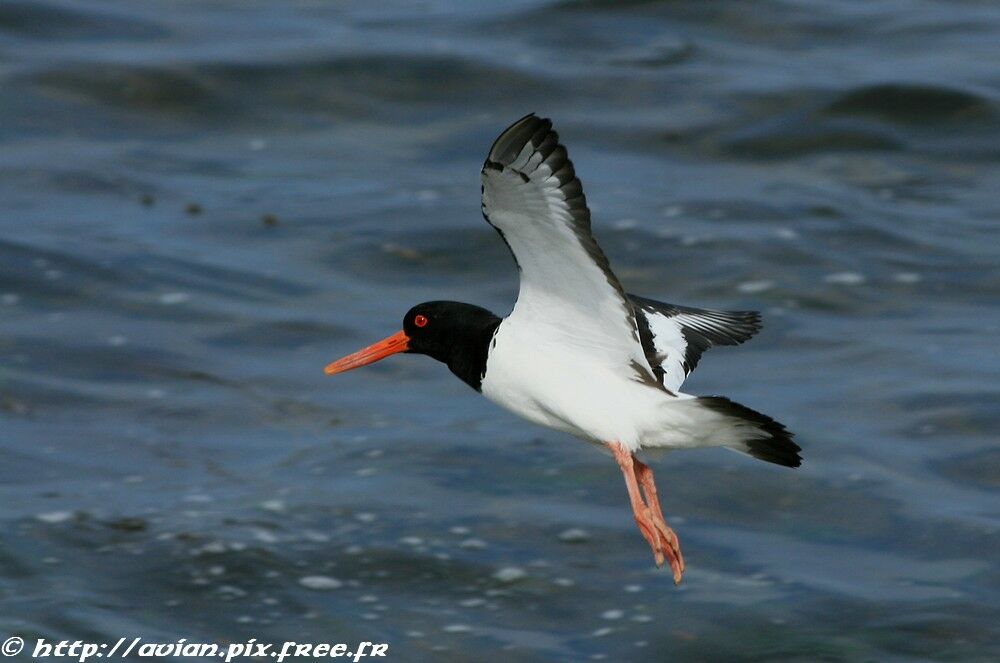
[325,114,801,583]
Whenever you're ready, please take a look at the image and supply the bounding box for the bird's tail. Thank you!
[695,396,801,467]
[652,395,801,467]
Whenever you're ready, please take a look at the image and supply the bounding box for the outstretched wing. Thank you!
[630,294,762,392]
[481,114,658,385]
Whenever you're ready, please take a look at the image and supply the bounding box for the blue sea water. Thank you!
[1,1,999,660]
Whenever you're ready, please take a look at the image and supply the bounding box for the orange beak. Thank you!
[324,330,410,376]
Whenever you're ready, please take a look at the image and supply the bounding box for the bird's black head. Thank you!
[325,301,501,391]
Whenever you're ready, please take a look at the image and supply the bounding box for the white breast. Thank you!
[480,316,671,450]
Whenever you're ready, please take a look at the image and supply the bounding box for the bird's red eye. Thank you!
[414,314,429,328]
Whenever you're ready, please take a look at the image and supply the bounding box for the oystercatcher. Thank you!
[325,114,801,583]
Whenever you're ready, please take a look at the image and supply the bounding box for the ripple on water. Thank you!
[3,1,1000,660]
[826,83,996,124]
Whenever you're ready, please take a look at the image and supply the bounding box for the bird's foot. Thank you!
[633,505,683,583]
[634,457,684,581]
[650,513,684,584]
[632,506,666,568]
[610,442,685,584]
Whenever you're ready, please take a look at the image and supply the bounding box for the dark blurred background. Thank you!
[1,1,999,661]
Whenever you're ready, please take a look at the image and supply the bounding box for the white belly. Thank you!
[480,317,672,450]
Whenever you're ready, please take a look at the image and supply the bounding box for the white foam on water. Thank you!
[737,280,775,294]
[824,272,866,285]
[298,575,342,590]
[492,566,527,583]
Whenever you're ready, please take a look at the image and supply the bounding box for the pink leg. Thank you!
[608,443,684,584]
[633,457,685,579]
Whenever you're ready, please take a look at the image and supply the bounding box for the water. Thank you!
[2,1,999,660]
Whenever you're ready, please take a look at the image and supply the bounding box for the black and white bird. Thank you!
[325,114,801,584]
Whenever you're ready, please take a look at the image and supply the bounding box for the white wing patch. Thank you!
[630,295,762,392]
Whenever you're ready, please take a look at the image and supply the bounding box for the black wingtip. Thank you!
[487,113,552,165]
[741,310,764,341]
